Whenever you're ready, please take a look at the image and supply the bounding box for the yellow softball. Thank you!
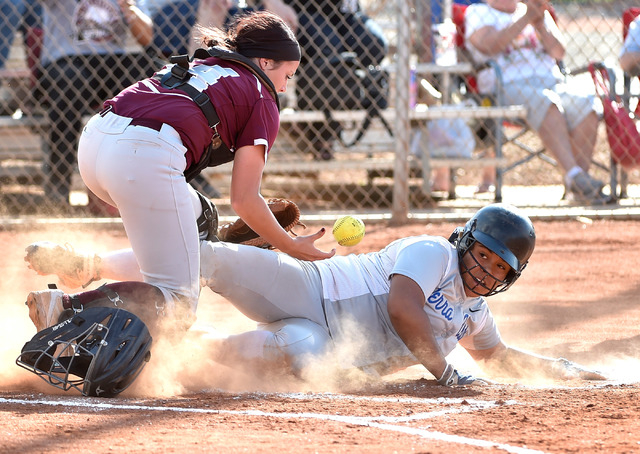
[332,215,365,247]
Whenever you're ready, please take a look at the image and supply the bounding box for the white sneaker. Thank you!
[568,171,608,204]
[24,242,101,289]
[25,290,66,332]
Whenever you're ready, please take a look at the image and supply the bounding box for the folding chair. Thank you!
[617,7,640,198]
[451,3,618,202]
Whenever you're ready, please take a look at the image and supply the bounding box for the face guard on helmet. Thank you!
[16,306,152,397]
[451,203,536,297]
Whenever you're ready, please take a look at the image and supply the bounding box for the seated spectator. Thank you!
[226,0,387,160]
[619,15,640,77]
[465,0,607,204]
[39,0,156,210]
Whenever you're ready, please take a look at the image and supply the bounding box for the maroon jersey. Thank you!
[104,57,280,169]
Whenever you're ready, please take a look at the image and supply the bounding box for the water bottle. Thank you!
[433,19,457,66]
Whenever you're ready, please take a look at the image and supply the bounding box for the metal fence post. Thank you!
[392,0,411,224]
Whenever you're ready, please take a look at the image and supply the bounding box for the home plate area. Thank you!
[2,380,638,454]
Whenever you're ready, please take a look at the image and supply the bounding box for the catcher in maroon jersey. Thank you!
[25,11,335,332]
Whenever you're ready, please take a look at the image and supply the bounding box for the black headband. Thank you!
[237,39,301,62]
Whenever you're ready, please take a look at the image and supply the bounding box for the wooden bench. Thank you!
[0,104,526,199]
[208,105,525,199]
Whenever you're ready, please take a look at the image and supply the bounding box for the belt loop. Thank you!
[99,105,113,117]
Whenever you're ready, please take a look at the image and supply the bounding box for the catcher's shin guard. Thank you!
[67,282,194,336]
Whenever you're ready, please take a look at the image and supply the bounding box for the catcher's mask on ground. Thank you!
[16,306,152,397]
[451,203,536,296]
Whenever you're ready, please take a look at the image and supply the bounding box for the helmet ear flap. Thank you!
[451,222,476,258]
[448,226,464,245]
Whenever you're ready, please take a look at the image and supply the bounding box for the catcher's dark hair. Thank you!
[195,11,300,62]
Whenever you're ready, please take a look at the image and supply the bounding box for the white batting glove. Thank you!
[552,358,607,381]
[437,364,490,386]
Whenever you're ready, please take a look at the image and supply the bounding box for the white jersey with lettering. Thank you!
[314,235,502,373]
[199,236,502,376]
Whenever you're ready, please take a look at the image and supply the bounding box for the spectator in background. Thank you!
[39,0,156,211]
[465,0,607,204]
[144,0,235,59]
[0,1,40,69]
[0,1,42,114]
[415,0,486,195]
[619,15,640,77]
[417,0,483,64]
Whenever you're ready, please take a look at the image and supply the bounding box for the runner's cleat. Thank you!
[25,289,65,332]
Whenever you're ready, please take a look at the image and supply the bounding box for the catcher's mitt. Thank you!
[217,198,305,248]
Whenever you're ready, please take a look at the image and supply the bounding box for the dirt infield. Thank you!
[1,217,639,453]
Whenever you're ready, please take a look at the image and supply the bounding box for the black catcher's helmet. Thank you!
[16,306,152,397]
[451,203,536,296]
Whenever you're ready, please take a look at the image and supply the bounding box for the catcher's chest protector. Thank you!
[155,46,280,181]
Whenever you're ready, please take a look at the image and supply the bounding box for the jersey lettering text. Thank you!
[186,65,239,92]
[427,290,454,321]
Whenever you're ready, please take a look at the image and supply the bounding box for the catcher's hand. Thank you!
[217,198,305,248]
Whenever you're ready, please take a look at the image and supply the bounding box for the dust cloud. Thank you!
[2,224,639,398]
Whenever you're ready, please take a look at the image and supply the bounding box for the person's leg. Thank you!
[431,167,450,192]
[569,111,598,172]
[78,112,202,316]
[553,82,600,173]
[198,241,331,376]
[503,77,605,200]
[0,0,25,69]
[536,104,579,173]
[25,280,192,335]
[194,318,333,377]
[42,56,92,204]
[21,1,43,97]
[200,241,327,325]
[476,165,496,194]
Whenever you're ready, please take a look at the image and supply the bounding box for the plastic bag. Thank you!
[411,118,475,159]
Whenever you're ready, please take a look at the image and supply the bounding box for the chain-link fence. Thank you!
[0,0,638,219]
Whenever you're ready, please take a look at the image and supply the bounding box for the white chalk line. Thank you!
[0,395,544,454]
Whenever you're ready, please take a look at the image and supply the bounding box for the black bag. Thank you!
[298,52,392,147]
[317,53,388,111]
